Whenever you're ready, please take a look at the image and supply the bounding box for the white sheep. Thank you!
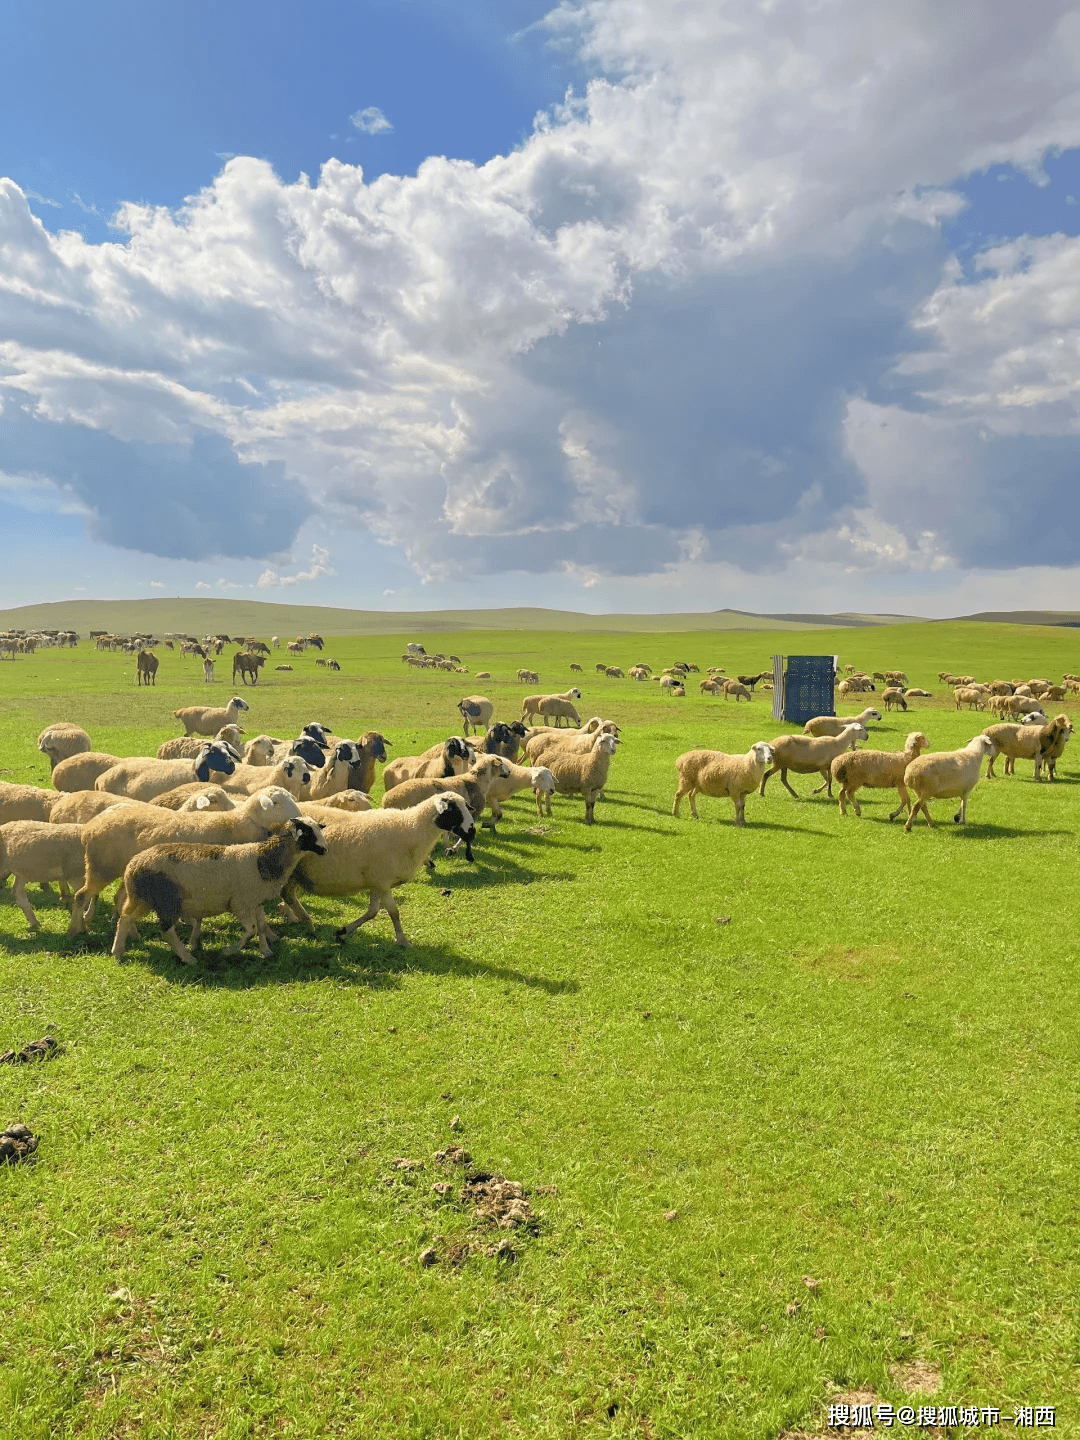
[112,818,329,963]
[722,680,752,702]
[383,738,472,791]
[902,736,997,830]
[51,752,123,793]
[0,821,86,930]
[525,690,582,727]
[953,686,984,711]
[156,724,246,761]
[830,731,930,819]
[173,695,251,737]
[94,743,238,802]
[538,732,619,824]
[803,708,881,737]
[37,722,92,772]
[881,687,908,712]
[672,743,774,826]
[220,755,312,798]
[298,791,373,821]
[280,795,477,945]
[983,715,1072,779]
[759,724,868,798]
[380,755,510,831]
[71,787,304,936]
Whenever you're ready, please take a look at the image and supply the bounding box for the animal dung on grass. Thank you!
[0,1123,39,1164]
[0,1035,60,1065]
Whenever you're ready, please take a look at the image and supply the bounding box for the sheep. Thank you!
[904,689,932,700]
[0,783,58,826]
[522,718,620,764]
[343,732,391,796]
[830,732,930,819]
[173,695,251,737]
[458,696,494,735]
[481,720,528,762]
[156,723,246,761]
[672,743,774,826]
[569,664,583,673]
[112,817,329,963]
[759,724,868,799]
[279,795,477,946]
[94,743,238,802]
[722,680,752,702]
[517,669,539,683]
[49,790,143,825]
[484,762,556,824]
[882,687,908,712]
[0,822,86,930]
[475,670,491,679]
[953,686,984,711]
[380,755,510,828]
[804,708,881,737]
[50,752,123,793]
[903,736,997,830]
[605,667,625,679]
[298,791,373,820]
[527,689,582,727]
[699,678,723,696]
[37,722,92,772]
[304,743,370,801]
[538,732,619,824]
[383,738,471,791]
[983,715,1073,780]
[71,786,305,936]
[151,786,238,812]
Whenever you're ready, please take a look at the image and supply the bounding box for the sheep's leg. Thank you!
[225,909,266,957]
[161,926,198,965]
[812,768,833,795]
[779,769,799,798]
[888,785,908,822]
[759,765,778,796]
[672,787,684,817]
[279,883,314,930]
[732,796,745,827]
[187,919,202,950]
[584,793,596,824]
[11,879,40,930]
[67,882,98,935]
[954,793,968,824]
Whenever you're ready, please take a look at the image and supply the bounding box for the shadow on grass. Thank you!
[939,823,1071,840]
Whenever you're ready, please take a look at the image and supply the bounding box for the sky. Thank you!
[3,0,1080,618]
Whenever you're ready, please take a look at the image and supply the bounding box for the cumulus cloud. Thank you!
[2,0,1080,587]
[350,106,393,135]
[257,544,334,588]
[149,580,164,587]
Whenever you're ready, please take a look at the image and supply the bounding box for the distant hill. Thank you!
[0,598,927,636]
[950,610,1080,627]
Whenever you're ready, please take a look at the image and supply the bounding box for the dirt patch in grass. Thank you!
[797,944,904,983]
[779,1386,946,1439]
[889,1359,942,1394]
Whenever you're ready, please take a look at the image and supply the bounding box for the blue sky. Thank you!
[3,0,1080,616]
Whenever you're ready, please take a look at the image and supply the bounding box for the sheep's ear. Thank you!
[194,794,211,810]
[258,792,274,811]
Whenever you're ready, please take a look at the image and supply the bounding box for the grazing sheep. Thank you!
[528,690,582,727]
[382,738,471,791]
[0,783,58,826]
[804,708,881,737]
[37,723,92,772]
[51,752,124,793]
[831,732,930,819]
[458,696,494,735]
[112,818,329,963]
[280,795,477,945]
[699,678,723,696]
[954,687,984,711]
[71,786,305,935]
[882,687,908,712]
[759,724,868,799]
[94,743,238,802]
[0,822,86,930]
[173,695,251,737]
[539,732,619,824]
[983,715,1073,780]
[672,743,774,826]
[569,664,583,673]
[517,669,539,684]
[722,680,752,702]
[605,667,625,679]
[903,736,997,830]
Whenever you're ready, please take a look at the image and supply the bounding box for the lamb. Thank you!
[484,762,556,824]
[173,695,251,737]
[722,680,752,702]
[983,715,1073,779]
[94,743,238,802]
[672,743,774,826]
[279,795,477,945]
[51,752,123,793]
[0,822,86,930]
[383,738,471,791]
[458,696,494,735]
[111,818,329,963]
[70,787,305,936]
[903,736,997,830]
[804,708,881,737]
[538,732,619,824]
[156,723,246,761]
[830,732,930,819]
[759,724,868,798]
[37,723,92,771]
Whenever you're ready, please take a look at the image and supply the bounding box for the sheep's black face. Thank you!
[196,745,237,780]
[334,742,361,765]
[372,735,389,761]
[434,798,476,861]
[302,723,331,747]
[447,737,469,761]
[509,721,527,738]
[290,738,326,768]
[291,818,328,855]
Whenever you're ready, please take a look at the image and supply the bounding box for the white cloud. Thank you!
[149,580,164,587]
[24,189,61,209]
[350,106,393,135]
[3,0,1080,589]
[256,544,334,588]
[195,581,211,589]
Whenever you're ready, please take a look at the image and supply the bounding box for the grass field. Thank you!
[1,620,1078,1438]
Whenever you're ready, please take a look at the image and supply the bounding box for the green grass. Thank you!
[1,622,1078,1438]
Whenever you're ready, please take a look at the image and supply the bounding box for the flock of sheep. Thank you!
[0,647,1073,965]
